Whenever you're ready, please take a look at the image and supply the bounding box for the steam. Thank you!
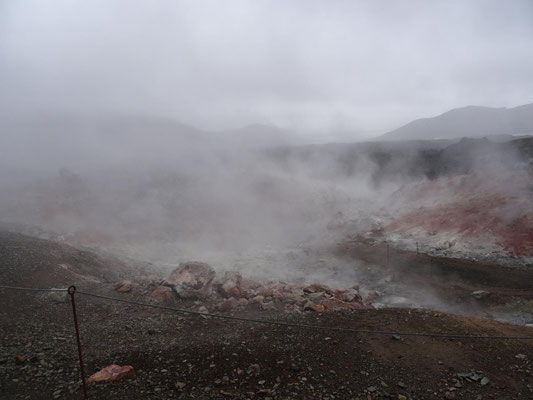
[1,1,533,324]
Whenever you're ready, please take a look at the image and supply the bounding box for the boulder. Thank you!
[219,271,243,298]
[149,286,174,303]
[87,364,135,384]
[114,280,134,293]
[165,261,216,300]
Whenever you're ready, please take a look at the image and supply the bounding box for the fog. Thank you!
[2,0,533,137]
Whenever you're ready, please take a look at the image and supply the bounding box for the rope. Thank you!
[3,284,533,340]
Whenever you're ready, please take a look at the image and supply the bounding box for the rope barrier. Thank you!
[3,284,533,340]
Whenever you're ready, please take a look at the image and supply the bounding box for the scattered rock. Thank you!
[41,290,68,303]
[87,364,135,384]
[261,301,276,311]
[175,381,186,390]
[341,288,361,302]
[471,290,490,300]
[198,305,209,313]
[251,295,265,304]
[114,280,134,293]
[149,286,174,303]
[303,284,332,295]
[247,364,261,376]
[15,355,26,365]
[303,301,325,313]
[218,297,239,312]
[219,271,243,298]
[165,261,216,300]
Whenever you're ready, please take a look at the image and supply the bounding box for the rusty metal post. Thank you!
[68,286,88,399]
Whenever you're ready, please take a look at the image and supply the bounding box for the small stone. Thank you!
[480,377,490,386]
[175,381,186,390]
[471,290,489,299]
[114,280,134,293]
[15,355,26,364]
[392,334,401,341]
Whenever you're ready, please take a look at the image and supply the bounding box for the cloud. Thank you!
[1,0,532,135]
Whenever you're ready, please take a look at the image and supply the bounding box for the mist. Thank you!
[1,1,533,321]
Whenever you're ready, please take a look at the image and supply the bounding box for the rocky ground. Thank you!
[2,231,533,399]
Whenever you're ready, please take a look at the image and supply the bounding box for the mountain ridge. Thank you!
[380,103,533,141]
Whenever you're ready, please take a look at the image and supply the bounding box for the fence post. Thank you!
[68,286,88,399]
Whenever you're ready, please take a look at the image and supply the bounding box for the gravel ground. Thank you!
[2,231,533,399]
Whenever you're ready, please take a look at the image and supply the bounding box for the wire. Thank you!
[3,284,533,340]
[77,291,533,340]
[0,285,68,292]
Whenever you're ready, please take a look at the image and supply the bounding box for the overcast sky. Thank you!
[1,0,532,138]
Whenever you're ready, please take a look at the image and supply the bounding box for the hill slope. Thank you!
[381,103,533,141]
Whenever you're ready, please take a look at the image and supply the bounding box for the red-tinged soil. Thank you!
[386,169,533,257]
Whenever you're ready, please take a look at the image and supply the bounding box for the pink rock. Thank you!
[241,279,261,291]
[165,261,215,300]
[303,284,332,295]
[219,271,243,298]
[149,286,174,303]
[303,301,325,313]
[242,289,258,299]
[114,280,134,293]
[88,364,135,384]
[251,295,265,304]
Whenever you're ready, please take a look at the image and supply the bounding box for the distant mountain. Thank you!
[0,113,298,174]
[380,103,533,141]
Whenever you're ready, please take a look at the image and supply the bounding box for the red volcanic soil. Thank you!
[388,195,533,256]
[387,170,533,257]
